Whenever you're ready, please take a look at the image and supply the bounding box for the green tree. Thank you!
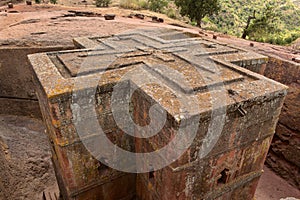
[244,2,282,40]
[174,0,220,27]
[241,11,256,39]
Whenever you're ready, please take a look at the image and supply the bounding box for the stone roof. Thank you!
[28,28,287,120]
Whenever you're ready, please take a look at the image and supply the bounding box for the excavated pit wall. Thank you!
[0,45,72,200]
[261,55,300,189]
[0,46,74,118]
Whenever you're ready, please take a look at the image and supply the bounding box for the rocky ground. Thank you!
[0,3,299,61]
[0,3,189,47]
[256,167,300,200]
[0,115,56,200]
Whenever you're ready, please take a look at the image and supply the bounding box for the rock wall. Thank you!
[0,115,56,200]
[262,55,300,189]
[0,46,74,118]
[0,135,9,200]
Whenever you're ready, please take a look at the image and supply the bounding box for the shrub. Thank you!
[284,36,293,44]
[275,37,285,45]
[50,0,57,4]
[166,8,176,19]
[139,0,148,9]
[119,0,148,10]
[190,21,197,26]
[95,0,110,7]
[148,0,168,13]
[291,33,299,41]
[35,0,40,4]
[256,37,265,43]
[266,37,275,44]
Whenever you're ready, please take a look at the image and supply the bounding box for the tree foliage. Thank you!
[246,2,282,40]
[174,0,220,27]
[148,0,168,13]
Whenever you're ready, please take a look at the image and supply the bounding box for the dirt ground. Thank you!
[0,3,190,47]
[0,3,299,61]
[256,167,300,200]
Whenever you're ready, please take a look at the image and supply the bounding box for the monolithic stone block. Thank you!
[74,28,268,75]
[29,28,287,200]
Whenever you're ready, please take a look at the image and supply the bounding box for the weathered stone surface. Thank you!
[280,197,299,200]
[104,14,115,20]
[261,55,300,189]
[0,98,42,119]
[29,28,287,200]
[8,3,13,8]
[74,28,268,75]
[0,46,74,118]
[0,115,55,200]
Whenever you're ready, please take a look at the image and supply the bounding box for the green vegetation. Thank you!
[205,0,300,45]
[174,0,220,27]
[96,0,111,7]
[112,0,300,45]
[245,2,281,41]
[148,0,168,12]
[119,0,172,13]
[119,0,148,10]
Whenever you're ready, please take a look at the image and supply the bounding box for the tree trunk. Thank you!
[242,11,256,39]
[197,19,202,28]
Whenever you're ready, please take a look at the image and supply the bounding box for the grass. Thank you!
[119,0,148,10]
